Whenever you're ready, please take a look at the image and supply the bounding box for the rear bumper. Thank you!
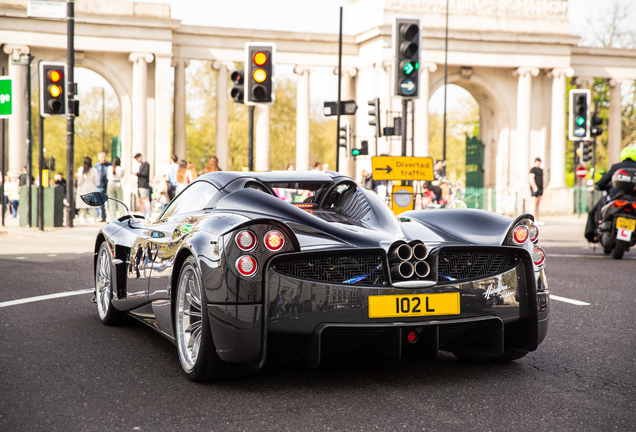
[206,249,549,367]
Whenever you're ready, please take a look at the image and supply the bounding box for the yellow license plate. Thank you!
[368,293,460,318]
[617,217,636,231]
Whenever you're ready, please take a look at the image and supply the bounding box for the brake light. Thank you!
[613,200,628,208]
[235,230,257,251]
[532,247,545,266]
[633,203,636,210]
[528,224,539,243]
[512,225,529,244]
[264,230,285,251]
[236,256,258,277]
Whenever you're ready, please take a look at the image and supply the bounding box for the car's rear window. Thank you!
[265,182,329,206]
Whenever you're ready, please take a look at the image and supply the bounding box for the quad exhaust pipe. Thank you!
[388,241,430,280]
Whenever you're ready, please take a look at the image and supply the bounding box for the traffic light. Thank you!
[591,112,603,137]
[568,89,590,141]
[394,18,420,98]
[230,69,244,104]
[339,122,349,151]
[582,141,593,163]
[359,140,369,156]
[368,98,381,137]
[39,61,67,117]
[245,43,275,105]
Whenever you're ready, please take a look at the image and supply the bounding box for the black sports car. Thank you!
[84,171,549,381]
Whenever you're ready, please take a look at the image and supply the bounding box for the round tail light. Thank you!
[532,247,545,266]
[512,225,529,244]
[236,256,258,277]
[528,224,539,242]
[235,230,257,251]
[264,230,285,251]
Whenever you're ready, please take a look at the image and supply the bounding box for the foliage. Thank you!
[427,93,480,183]
[186,61,336,172]
[30,84,119,178]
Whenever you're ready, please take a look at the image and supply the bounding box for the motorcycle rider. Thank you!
[585,145,636,242]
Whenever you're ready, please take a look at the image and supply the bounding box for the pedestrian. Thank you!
[529,157,544,225]
[93,151,112,222]
[311,161,322,171]
[203,156,222,173]
[133,153,151,219]
[286,163,295,171]
[175,160,188,195]
[54,172,68,205]
[76,157,99,224]
[186,162,198,184]
[166,154,178,201]
[7,177,19,218]
[107,157,125,220]
[322,163,330,171]
[19,166,33,186]
[360,169,374,189]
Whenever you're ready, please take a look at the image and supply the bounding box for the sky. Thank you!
[75,0,629,115]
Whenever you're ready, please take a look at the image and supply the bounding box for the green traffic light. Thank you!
[403,62,414,75]
[352,149,360,156]
[576,116,585,126]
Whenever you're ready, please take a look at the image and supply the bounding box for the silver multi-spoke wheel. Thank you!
[176,262,203,373]
[95,242,126,325]
[96,247,112,320]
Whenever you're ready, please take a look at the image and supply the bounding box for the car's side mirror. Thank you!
[81,192,109,207]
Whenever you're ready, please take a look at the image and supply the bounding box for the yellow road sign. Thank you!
[372,156,434,181]
[391,185,414,215]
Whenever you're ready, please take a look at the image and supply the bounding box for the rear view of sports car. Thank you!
[88,171,549,381]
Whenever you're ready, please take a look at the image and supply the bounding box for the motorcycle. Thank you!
[596,168,636,259]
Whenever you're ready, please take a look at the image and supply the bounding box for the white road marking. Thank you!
[16,257,25,260]
[551,295,591,306]
[549,253,636,260]
[47,254,57,257]
[0,288,93,308]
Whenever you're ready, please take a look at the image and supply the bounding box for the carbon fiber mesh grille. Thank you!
[272,254,387,286]
[437,251,517,282]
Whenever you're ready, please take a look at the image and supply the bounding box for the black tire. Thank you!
[612,240,627,259]
[453,348,528,363]
[174,256,256,381]
[603,246,612,255]
[95,242,127,325]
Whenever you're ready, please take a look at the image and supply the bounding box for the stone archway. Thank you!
[429,70,510,190]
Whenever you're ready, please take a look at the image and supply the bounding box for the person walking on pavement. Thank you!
[76,157,99,224]
[166,154,178,201]
[203,156,222,173]
[175,160,188,195]
[107,157,125,220]
[93,152,111,222]
[529,157,544,225]
[133,153,151,219]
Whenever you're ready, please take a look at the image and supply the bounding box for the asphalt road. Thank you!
[1,218,635,432]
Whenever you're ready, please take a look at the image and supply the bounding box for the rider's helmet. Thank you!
[620,144,636,161]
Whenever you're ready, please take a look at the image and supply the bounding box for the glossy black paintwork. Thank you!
[91,171,549,367]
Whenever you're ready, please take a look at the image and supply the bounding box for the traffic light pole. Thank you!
[1,66,5,228]
[38,111,44,231]
[248,105,254,171]
[401,98,408,156]
[335,6,343,173]
[66,0,75,227]
[26,54,34,228]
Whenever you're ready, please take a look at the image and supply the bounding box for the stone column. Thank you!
[212,61,232,171]
[155,55,172,179]
[128,53,154,163]
[608,79,623,167]
[3,45,29,179]
[294,65,311,171]
[548,68,573,189]
[172,58,189,161]
[515,67,539,188]
[255,104,270,171]
[414,62,437,157]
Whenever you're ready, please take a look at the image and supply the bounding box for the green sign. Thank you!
[0,77,12,118]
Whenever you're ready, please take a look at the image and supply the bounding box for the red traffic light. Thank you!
[254,52,267,66]
[48,70,62,83]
